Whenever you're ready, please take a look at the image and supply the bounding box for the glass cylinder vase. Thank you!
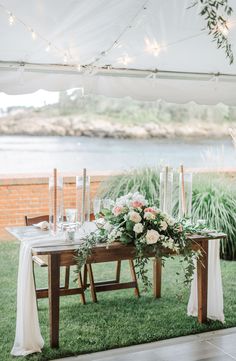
[49,172,64,235]
[76,175,90,225]
[159,167,173,216]
[179,172,192,219]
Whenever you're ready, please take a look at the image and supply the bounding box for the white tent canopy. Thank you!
[0,0,236,104]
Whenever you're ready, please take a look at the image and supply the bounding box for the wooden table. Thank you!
[30,232,225,348]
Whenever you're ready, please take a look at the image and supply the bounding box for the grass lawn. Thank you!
[0,242,235,361]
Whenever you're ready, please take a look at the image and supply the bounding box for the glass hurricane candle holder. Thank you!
[76,175,90,225]
[159,167,173,216]
[179,172,192,219]
[49,174,64,235]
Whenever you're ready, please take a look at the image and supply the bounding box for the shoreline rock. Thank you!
[0,114,231,139]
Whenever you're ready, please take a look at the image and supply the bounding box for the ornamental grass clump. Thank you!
[192,174,236,260]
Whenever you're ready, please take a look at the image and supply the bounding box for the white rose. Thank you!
[167,217,175,226]
[133,223,144,234]
[159,220,168,231]
[129,211,142,223]
[146,229,160,244]
[163,238,174,249]
[144,212,155,220]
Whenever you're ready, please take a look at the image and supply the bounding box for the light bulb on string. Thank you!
[45,43,51,52]
[31,29,37,40]
[63,53,68,64]
[76,64,81,72]
[8,13,15,26]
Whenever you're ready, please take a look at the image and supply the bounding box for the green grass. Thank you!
[0,242,235,361]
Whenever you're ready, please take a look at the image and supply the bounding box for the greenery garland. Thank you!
[191,0,234,64]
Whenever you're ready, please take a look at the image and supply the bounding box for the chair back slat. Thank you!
[25,215,49,226]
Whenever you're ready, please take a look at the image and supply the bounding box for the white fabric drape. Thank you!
[187,239,225,323]
[11,223,96,356]
[1,1,236,103]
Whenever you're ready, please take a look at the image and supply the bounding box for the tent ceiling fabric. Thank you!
[0,0,236,104]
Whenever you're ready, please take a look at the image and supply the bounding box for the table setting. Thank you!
[8,166,226,356]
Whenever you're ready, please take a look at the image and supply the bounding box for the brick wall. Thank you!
[0,172,111,241]
[1,169,236,242]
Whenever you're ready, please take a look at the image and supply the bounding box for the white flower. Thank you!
[159,220,168,231]
[144,212,155,220]
[146,229,160,244]
[129,211,142,223]
[133,223,144,234]
[166,217,175,226]
[103,221,112,232]
[162,237,175,249]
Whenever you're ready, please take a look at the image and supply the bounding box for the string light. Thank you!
[217,22,229,36]
[88,0,149,66]
[8,12,15,25]
[45,43,51,52]
[63,53,68,64]
[116,54,134,66]
[144,37,167,57]
[0,3,75,66]
[145,37,161,56]
[31,29,36,40]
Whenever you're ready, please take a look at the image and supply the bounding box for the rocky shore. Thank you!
[0,114,231,139]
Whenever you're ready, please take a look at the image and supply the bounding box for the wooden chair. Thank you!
[85,213,140,301]
[25,215,86,304]
[84,258,140,302]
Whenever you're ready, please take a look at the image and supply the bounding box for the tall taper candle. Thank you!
[180,164,186,216]
[81,168,86,223]
[53,168,57,233]
[163,166,168,213]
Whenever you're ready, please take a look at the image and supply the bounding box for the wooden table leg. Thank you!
[129,260,140,297]
[115,260,121,283]
[87,264,97,303]
[197,240,208,323]
[153,257,162,298]
[48,254,60,348]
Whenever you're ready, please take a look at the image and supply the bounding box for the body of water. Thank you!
[0,136,235,174]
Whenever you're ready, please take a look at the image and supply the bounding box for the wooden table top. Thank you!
[6,225,226,256]
[31,233,226,255]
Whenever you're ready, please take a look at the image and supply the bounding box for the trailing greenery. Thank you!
[191,0,234,64]
[0,242,235,361]
[98,168,236,260]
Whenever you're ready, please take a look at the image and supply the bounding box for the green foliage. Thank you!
[99,167,161,205]
[99,168,236,260]
[0,242,235,361]
[192,174,236,260]
[191,0,234,64]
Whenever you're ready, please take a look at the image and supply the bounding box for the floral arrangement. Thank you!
[75,192,207,289]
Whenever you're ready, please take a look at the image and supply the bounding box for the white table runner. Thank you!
[10,223,96,356]
[187,239,224,323]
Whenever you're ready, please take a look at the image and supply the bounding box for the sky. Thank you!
[0,90,59,110]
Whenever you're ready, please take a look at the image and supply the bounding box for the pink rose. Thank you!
[112,206,124,216]
[131,201,144,208]
[144,207,156,214]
